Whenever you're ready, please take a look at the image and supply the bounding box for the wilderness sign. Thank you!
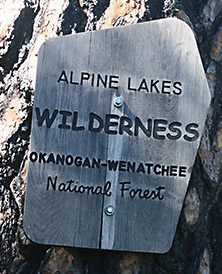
[24,18,211,253]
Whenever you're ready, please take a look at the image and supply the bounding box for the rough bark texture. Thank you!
[0,0,222,273]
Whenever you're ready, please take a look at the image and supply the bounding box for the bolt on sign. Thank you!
[24,18,211,253]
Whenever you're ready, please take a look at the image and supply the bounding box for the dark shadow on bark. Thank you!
[180,0,208,20]
[93,0,110,21]
[148,0,165,20]
[0,6,38,75]
[60,0,87,35]
[208,185,222,273]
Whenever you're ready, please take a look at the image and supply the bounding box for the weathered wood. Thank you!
[24,18,211,253]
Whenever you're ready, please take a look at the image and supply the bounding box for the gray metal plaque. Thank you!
[24,18,211,253]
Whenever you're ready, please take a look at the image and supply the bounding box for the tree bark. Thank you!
[0,0,222,273]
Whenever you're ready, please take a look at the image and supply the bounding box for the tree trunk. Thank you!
[0,0,222,273]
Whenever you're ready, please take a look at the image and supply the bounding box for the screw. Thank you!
[113,97,123,108]
[105,206,115,216]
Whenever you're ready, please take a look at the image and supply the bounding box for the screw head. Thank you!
[105,206,115,216]
[113,97,123,108]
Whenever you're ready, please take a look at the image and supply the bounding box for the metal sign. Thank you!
[24,18,211,253]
